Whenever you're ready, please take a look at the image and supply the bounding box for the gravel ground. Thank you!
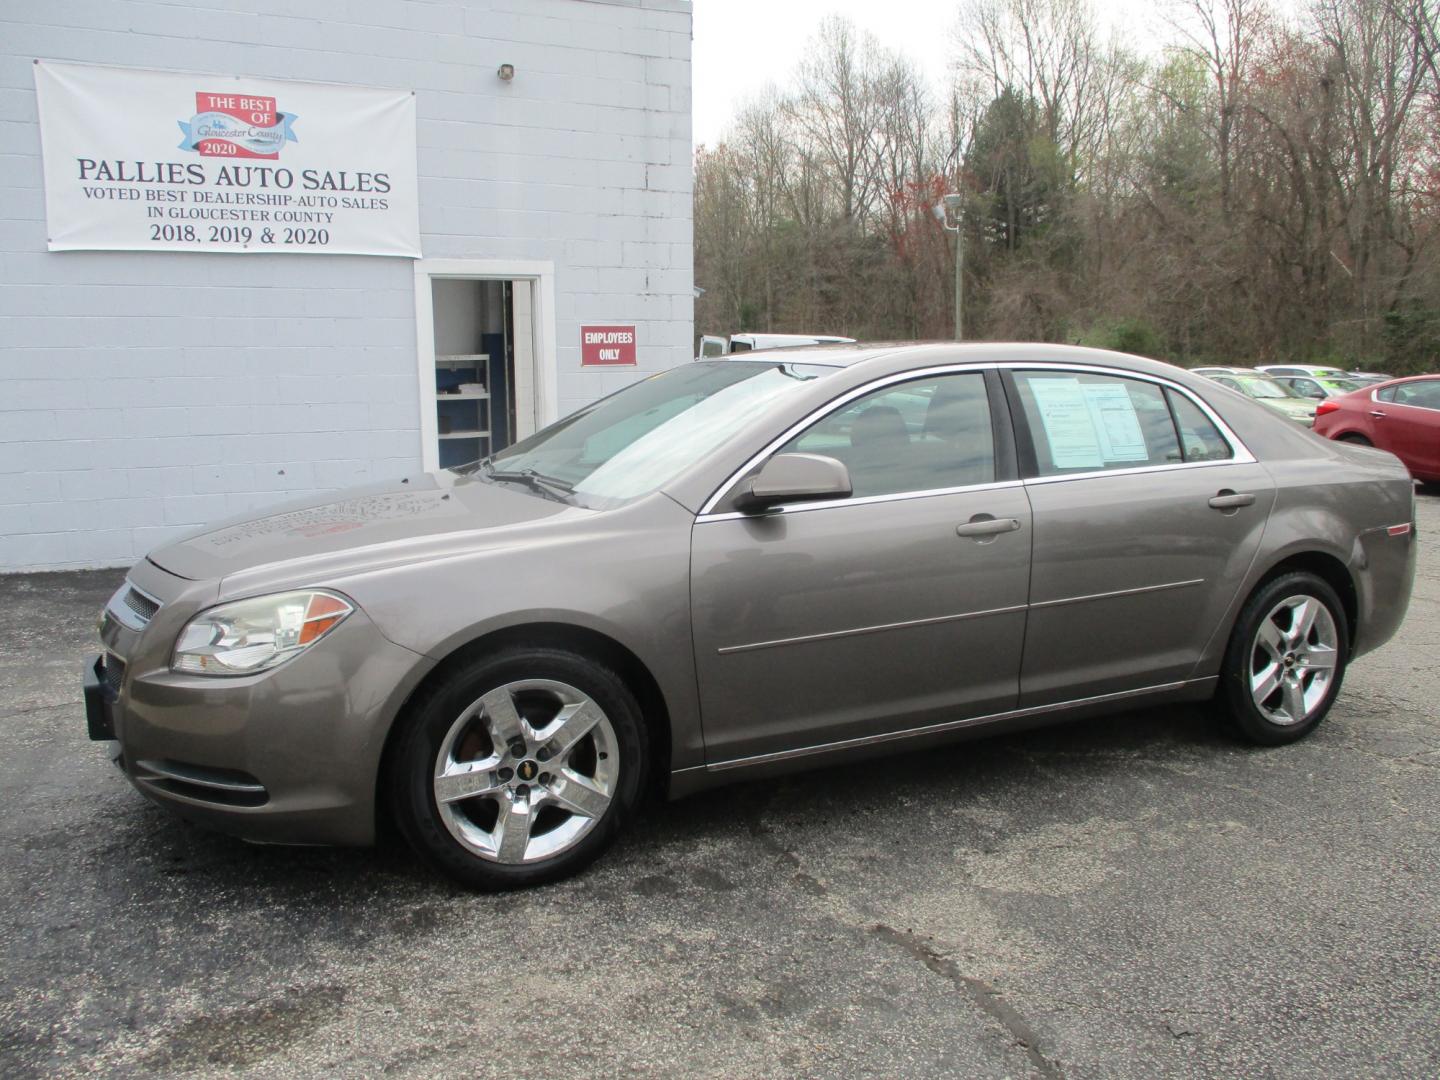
[2,493,1437,1079]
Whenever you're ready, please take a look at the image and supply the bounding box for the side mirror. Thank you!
[734,453,852,512]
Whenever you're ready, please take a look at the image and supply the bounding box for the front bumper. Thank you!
[83,653,116,741]
[90,562,432,847]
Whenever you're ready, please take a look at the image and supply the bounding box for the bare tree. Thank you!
[786,17,890,227]
[1167,0,1272,213]
[690,1,1440,370]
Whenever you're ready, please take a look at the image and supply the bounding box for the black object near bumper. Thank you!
[83,653,116,741]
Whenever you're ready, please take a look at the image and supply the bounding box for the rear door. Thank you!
[1375,380,1440,479]
[1005,367,1276,706]
[690,369,1032,764]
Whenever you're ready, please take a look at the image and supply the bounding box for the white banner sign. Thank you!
[34,61,421,257]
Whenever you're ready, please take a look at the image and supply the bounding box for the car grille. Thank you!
[120,587,160,624]
[102,653,125,699]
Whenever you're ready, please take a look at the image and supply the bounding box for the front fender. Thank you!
[322,493,705,772]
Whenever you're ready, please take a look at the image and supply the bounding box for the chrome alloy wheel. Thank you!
[432,679,618,864]
[1248,594,1339,726]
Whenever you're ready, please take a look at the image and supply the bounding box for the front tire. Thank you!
[388,647,647,890]
[1218,572,1348,745]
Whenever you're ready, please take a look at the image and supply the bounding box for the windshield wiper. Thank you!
[482,463,574,499]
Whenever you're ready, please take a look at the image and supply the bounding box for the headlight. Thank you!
[172,590,354,676]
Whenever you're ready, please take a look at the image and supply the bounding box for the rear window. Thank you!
[1392,381,1440,410]
[1166,389,1233,462]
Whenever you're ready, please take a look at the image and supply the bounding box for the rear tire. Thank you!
[388,646,647,890]
[1217,572,1349,746]
[1338,433,1372,446]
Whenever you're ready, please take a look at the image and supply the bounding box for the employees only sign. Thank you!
[581,326,637,366]
[33,61,421,257]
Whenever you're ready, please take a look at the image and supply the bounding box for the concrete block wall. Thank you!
[0,0,693,572]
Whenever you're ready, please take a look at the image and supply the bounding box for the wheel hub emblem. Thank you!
[516,759,538,782]
[1283,653,1296,669]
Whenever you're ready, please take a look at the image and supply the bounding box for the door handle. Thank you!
[1208,491,1256,510]
[1370,410,1387,419]
[956,517,1021,538]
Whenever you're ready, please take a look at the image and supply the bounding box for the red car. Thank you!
[1313,375,1440,484]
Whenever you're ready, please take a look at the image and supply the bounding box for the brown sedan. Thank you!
[87,344,1417,888]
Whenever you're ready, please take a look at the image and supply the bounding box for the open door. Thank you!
[427,278,545,468]
[698,335,727,359]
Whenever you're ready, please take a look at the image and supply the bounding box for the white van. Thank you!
[697,332,856,358]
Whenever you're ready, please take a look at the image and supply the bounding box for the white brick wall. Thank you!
[0,0,693,572]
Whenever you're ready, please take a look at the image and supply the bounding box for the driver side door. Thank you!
[689,369,1033,766]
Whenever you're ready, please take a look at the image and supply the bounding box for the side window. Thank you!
[1377,386,1397,403]
[779,373,995,498]
[1407,382,1440,410]
[1014,370,1181,476]
[1165,389,1234,462]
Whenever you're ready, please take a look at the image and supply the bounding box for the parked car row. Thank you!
[1192,361,1436,485]
[1255,363,1394,385]
[1191,367,1320,426]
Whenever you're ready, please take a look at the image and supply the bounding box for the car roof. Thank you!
[710,341,1193,377]
[1369,374,1440,388]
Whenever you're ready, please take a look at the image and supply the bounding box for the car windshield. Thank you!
[1230,376,1298,400]
[1321,378,1362,393]
[464,361,837,507]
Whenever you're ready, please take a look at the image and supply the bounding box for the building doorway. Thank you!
[413,259,557,472]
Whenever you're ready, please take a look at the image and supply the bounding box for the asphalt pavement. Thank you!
[2,494,1438,1079]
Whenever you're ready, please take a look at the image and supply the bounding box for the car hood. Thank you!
[1256,397,1316,422]
[147,472,588,589]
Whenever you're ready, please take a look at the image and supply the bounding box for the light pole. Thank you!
[934,193,964,341]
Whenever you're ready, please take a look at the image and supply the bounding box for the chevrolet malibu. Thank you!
[86,344,1417,889]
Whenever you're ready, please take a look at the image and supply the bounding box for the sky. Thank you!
[689,0,1185,148]
[692,0,955,147]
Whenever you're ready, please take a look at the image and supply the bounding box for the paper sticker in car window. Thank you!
[1080,383,1148,462]
[1029,378,1104,469]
